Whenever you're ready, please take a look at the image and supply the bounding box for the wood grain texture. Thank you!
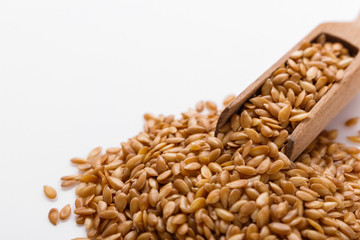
[215,16,360,161]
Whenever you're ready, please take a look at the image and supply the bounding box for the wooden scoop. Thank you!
[215,15,360,161]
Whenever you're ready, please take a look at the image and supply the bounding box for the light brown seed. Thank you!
[61,174,81,181]
[157,170,172,181]
[115,192,128,211]
[226,179,248,189]
[215,208,234,221]
[249,145,269,156]
[278,105,291,124]
[290,50,303,59]
[70,157,88,164]
[303,47,317,58]
[256,205,270,228]
[107,176,124,191]
[296,191,316,201]
[184,162,201,171]
[299,81,316,93]
[241,110,253,128]
[337,219,356,238]
[206,189,221,204]
[268,222,291,235]
[59,204,71,220]
[260,124,273,137]
[196,101,204,112]
[310,183,331,197]
[74,207,96,215]
[302,230,326,240]
[345,117,359,127]
[205,101,217,111]
[239,201,256,217]
[189,197,206,212]
[272,73,289,85]
[306,67,318,81]
[289,112,310,122]
[337,57,353,69]
[44,185,57,199]
[61,180,77,188]
[256,157,271,174]
[48,208,59,225]
[256,192,269,207]
[347,136,360,143]
[236,166,257,175]
[266,160,284,174]
[98,210,118,219]
[223,94,235,106]
[163,201,176,219]
[244,128,261,143]
[174,179,190,194]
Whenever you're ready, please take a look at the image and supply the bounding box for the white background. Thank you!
[1,1,360,239]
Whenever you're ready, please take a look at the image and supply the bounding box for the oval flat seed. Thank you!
[44,185,57,199]
[59,204,71,220]
[300,81,316,93]
[74,207,96,215]
[268,222,292,235]
[236,166,257,175]
[290,50,303,59]
[272,73,289,85]
[289,112,310,122]
[163,201,176,219]
[215,208,234,221]
[48,208,59,225]
[347,136,360,143]
[296,191,316,201]
[278,105,291,124]
[306,67,318,80]
[226,179,248,189]
[98,210,118,219]
[189,197,206,212]
[61,180,77,188]
[241,110,252,128]
[206,189,221,205]
[337,57,353,69]
[345,117,359,126]
[157,170,172,181]
[184,162,201,171]
[249,146,269,156]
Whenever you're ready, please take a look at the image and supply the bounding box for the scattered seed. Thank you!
[60,204,71,220]
[48,208,59,225]
[345,117,359,127]
[44,185,57,199]
[347,136,360,143]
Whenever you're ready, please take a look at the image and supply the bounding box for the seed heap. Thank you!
[58,35,360,240]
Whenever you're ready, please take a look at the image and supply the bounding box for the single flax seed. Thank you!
[48,208,59,225]
[59,204,71,220]
[345,117,359,127]
[44,185,57,199]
